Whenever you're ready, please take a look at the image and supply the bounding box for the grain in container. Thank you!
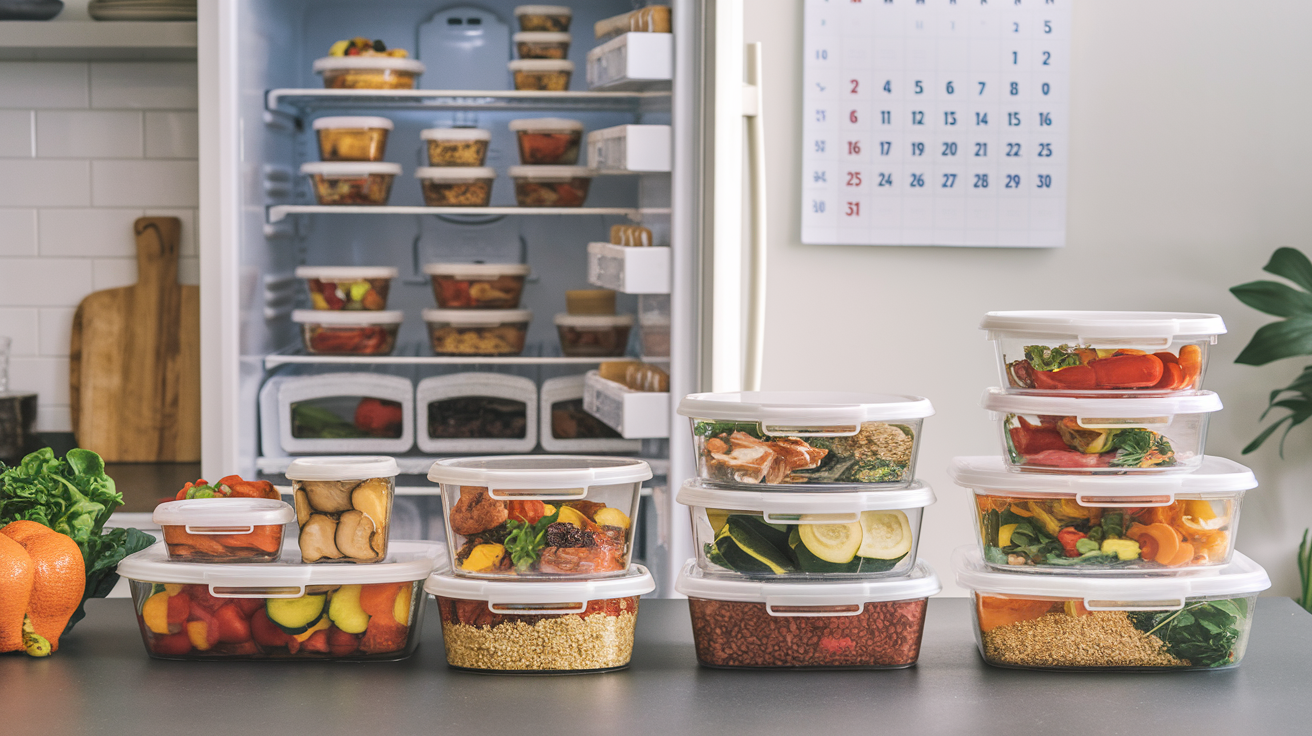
[555,313,633,357]
[285,456,400,564]
[514,4,571,32]
[154,498,296,563]
[292,309,401,356]
[295,266,397,311]
[509,117,584,165]
[509,165,593,206]
[312,116,393,161]
[423,262,530,309]
[313,55,424,89]
[423,309,531,356]
[415,166,496,207]
[300,161,400,205]
[420,127,491,167]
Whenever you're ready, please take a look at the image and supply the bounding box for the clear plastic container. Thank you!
[595,6,672,41]
[678,391,934,487]
[292,309,401,355]
[420,128,491,167]
[295,266,397,311]
[154,498,296,564]
[981,311,1226,395]
[515,4,571,32]
[514,31,571,59]
[312,56,425,89]
[952,455,1255,573]
[312,116,393,161]
[285,456,400,564]
[509,117,584,165]
[676,559,940,669]
[680,478,934,579]
[509,59,574,90]
[417,373,537,455]
[422,262,531,309]
[983,388,1222,474]
[509,165,593,206]
[953,546,1269,671]
[301,162,400,205]
[415,166,495,207]
[427,566,653,673]
[423,309,531,356]
[555,313,633,357]
[428,455,652,579]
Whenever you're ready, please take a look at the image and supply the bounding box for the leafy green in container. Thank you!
[1128,598,1249,668]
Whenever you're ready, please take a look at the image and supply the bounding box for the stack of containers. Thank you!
[420,262,533,357]
[415,118,495,208]
[507,117,594,208]
[509,5,575,91]
[953,311,1272,671]
[425,456,656,673]
[672,391,941,669]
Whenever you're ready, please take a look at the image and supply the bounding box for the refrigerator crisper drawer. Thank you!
[417,372,537,454]
[586,32,673,91]
[587,124,671,172]
[587,242,671,294]
[260,373,414,455]
[540,374,642,453]
[583,370,670,439]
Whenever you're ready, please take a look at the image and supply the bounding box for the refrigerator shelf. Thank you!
[264,351,637,369]
[265,88,671,114]
[267,205,669,224]
[260,461,668,486]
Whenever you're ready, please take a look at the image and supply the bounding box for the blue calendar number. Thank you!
[1005,174,1021,189]
[942,142,958,156]
[1036,175,1053,189]
[910,173,926,188]
[942,173,956,188]
[1006,143,1021,157]
[973,174,989,189]
[911,142,925,156]
[812,200,825,213]
[1039,112,1053,126]
[878,173,893,187]
[1038,143,1053,157]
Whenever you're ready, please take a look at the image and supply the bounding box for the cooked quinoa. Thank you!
[840,422,914,465]
[441,612,636,671]
[983,612,1187,668]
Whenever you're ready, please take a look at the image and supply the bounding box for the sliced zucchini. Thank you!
[795,545,905,573]
[327,584,370,634]
[798,519,861,563]
[266,594,327,635]
[705,508,731,535]
[705,541,732,569]
[715,536,775,573]
[727,515,790,550]
[857,510,914,560]
[723,516,795,573]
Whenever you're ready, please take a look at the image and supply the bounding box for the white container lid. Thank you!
[509,117,584,132]
[678,390,935,426]
[515,5,571,17]
[678,478,936,514]
[153,498,296,528]
[676,559,942,605]
[284,455,401,481]
[311,116,394,131]
[300,161,402,176]
[982,387,1223,417]
[513,31,572,43]
[427,565,653,606]
[428,455,652,490]
[414,166,496,180]
[949,455,1258,500]
[291,309,403,325]
[312,56,426,73]
[980,310,1227,341]
[422,262,531,278]
[508,59,575,72]
[420,127,491,141]
[422,308,532,325]
[508,165,594,179]
[953,546,1270,603]
[553,312,634,327]
[294,266,398,280]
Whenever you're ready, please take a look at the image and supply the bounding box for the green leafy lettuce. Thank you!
[1128,598,1249,668]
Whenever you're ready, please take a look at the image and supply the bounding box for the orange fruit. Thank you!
[2,522,85,652]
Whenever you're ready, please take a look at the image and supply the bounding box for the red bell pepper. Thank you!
[354,398,403,437]
[1030,364,1096,390]
[1057,527,1087,558]
[1008,416,1070,455]
[1090,353,1164,388]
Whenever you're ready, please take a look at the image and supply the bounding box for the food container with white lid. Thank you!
[292,309,401,355]
[286,456,400,564]
[953,546,1269,671]
[509,165,593,206]
[514,31,571,59]
[429,565,652,673]
[301,162,400,205]
[295,266,397,311]
[678,391,934,487]
[676,559,941,669]
[514,4,571,32]
[415,166,495,207]
[423,262,531,309]
[416,373,537,454]
[981,311,1226,395]
[312,116,393,161]
[420,128,491,167]
[984,388,1222,474]
[155,498,296,564]
[423,308,531,356]
[953,455,1255,573]
[509,59,574,90]
[509,117,584,165]
[555,313,633,357]
[680,478,934,579]
[312,55,425,89]
[428,455,652,579]
[118,540,445,661]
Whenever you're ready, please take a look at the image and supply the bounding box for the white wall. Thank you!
[745,0,1312,597]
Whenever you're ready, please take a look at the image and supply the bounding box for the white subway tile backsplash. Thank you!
[0,160,90,207]
[91,160,198,207]
[91,257,137,290]
[8,357,71,405]
[0,63,88,109]
[144,111,198,159]
[37,110,143,159]
[0,111,33,157]
[0,258,94,307]
[90,62,197,110]
[37,307,75,357]
[39,208,142,258]
[0,209,38,256]
[35,405,72,433]
[142,208,196,257]
[0,308,39,356]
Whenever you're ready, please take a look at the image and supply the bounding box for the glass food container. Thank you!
[285,456,400,564]
[677,391,934,488]
[420,128,491,167]
[423,309,532,356]
[422,262,530,309]
[508,165,593,206]
[415,167,495,207]
[514,31,571,59]
[117,540,445,661]
[154,498,296,564]
[312,56,425,89]
[295,266,397,311]
[509,59,574,90]
[680,478,934,579]
[983,388,1223,474]
[292,309,401,356]
[554,313,633,357]
[428,566,652,674]
[312,116,393,161]
[981,311,1226,396]
[953,546,1270,671]
[300,162,400,205]
[428,455,652,579]
[514,4,572,32]
[676,560,940,669]
[509,117,584,165]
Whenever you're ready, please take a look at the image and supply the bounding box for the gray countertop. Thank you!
[2,597,1307,736]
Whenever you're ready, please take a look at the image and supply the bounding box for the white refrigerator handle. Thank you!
[742,42,768,392]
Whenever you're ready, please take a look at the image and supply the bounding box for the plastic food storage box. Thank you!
[983,388,1223,474]
[312,116,393,161]
[509,117,584,165]
[953,546,1269,671]
[428,566,653,673]
[292,309,401,355]
[423,262,530,309]
[260,372,413,455]
[301,162,400,205]
[286,456,400,564]
[540,374,641,453]
[981,311,1226,395]
[155,498,296,564]
[295,266,397,311]
[514,31,571,59]
[678,391,934,487]
[420,128,491,167]
[555,313,633,357]
[428,455,652,579]
[423,309,531,356]
[509,59,573,90]
[515,4,571,32]
[415,167,495,207]
[313,55,425,89]
[117,540,445,661]
[417,372,537,454]
[509,165,593,206]
[676,559,941,669]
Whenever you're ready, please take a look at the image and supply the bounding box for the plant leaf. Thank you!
[1264,247,1312,293]
[1230,281,1312,318]
[1242,415,1290,454]
[1234,316,1312,365]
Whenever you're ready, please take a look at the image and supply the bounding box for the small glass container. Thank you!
[154,498,296,564]
[312,56,425,89]
[292,310,402,356]
[514,4,572,32]
[312,116,393,161]
[509,118,584,164]
[420,128,491,167]
[301,162,400,206]
[509,165,594,206]
[555,313,633,357]
[509,59,574,90]
[422,263,531,309]
[415,167,496,207]
[295,266,397,311]
[423,309,532,356]
[286,456,400,564]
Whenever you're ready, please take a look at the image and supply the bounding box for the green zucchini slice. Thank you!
[266,594,327,635]
[719,517,794,573]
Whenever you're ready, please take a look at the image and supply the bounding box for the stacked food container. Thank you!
[953,311,1272,671]
[671,391,941,669]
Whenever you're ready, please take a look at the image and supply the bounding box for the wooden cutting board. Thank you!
[70,217,200,462]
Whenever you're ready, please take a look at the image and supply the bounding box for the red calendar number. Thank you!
[850,79,859,93]
[847,140,861,155]
[846,202,860,216]
[849,110,858,123]
[846,172,862,187]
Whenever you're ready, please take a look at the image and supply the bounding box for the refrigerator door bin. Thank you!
[587,242,672,294]
[267,372,414,455]
[540,374,642,453]
[587,124,672,172]
[587,33,673,91]
[583,370,670,439]
[416,372,538,454]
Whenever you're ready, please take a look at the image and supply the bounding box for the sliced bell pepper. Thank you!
[1090,353,1165,388]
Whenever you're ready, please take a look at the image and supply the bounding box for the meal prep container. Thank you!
[676,559,941,669]
[292,309,402,355]
[263,372,413,455]
[415,166,495,207]
[295,266,397,311]
[509,59,573,90]
[423,262,531,309]
[984,388,1222,474]
[515,4,571,32]
[427,566,653,673]
[680,478,934,579]
[417,373,537,454]
[155,498,296,564]
[678,391,934,487]
[509,117,584,165]
[953,546,1269,671]
[118,540,445,661]
[313,56,424,89]
[312,116,393,161]
[428,455,652,579]
[514,31,571,59]
[555,313,633,357]
[301,162,400,205]
[423,309,531,356]
[509,165,593,206]
[286,456,400,564]
[420,127,491,167]
[982,311,1226,395]
[540,374,641,453]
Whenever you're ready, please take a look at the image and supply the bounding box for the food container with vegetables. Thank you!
[415,167,496,207]
[678,391,934,487]
[428,565,653,673]
[295,266,396,311]
[117,540,444,661]
[953,546,1269,671]
[555,313,633,357]
[514,31,571,59]
[509,118,584,165]
[417,373,537,454]
[423,262,530,309]
[676,559,941,669]
[514,4,571,32]
[420,128,491,167]
[313,56,425,89]
[423,309,531,356]
[312,116,393,161]
[265,373,413,455]
[292,309,401,355]
[984,388,1222,474]
[155,499,296,564]
[301,162,400,205]
[540,374,642,453]
[981,311,1226,395]
[428,455,651,579]
[509,165,593,206]
[286,457,399,564]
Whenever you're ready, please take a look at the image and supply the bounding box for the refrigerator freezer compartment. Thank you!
[540,374,642,453]
[587,242,671,294]
[583,370,669,439]
[587,124,671,172]
[416,372,538,454]
[260,372,414,455]
[587,33,673,91]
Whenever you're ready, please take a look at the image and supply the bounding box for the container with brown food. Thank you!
[292,309,401,355]
[420,128,491,167]
[285,456,401,564]
[301,162,400,206]
[295,266,396,311]
[422,262,531,309]
[509,59,574,91]
[515,4,572,32]
[423,309,532,356]
[509,117,583,164]
[312,116,393,161]
[415,167,496,207]
[313,56,425,89]
[555,313,633,357]
[539,374,642,453]
[514,31,571,59]
[509,166,593,206]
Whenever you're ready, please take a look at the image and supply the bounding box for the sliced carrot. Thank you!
[1140,523,1181,564]
[976,595,1058,633]
[1163,541,1196,567]
[1178,345,1203,388]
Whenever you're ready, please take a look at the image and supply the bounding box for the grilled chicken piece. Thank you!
[769,437,827,471]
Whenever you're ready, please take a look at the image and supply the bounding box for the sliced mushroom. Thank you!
[299,514,342,562]
[335,510,379,561]
[351,478,390,527]
[371,525,387,558]
[302,480,358,513]
[293,489,312,526]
